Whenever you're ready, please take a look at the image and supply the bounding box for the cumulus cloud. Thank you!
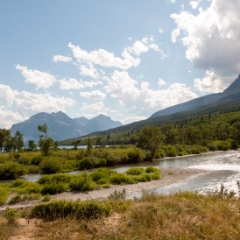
[127,40,149,56]
[80,90,106,100]
[194,70,233,93]
[105,70,140,103]
[80,102,109,112]
[79,63,100,79]
[69,42,140,70]
[68,36,163,70]
[52,55,72,63]
[59,78,102,90]
[171,0,240,92]
[189,0,201,9]
[105,71,197,116]
[16,65,57,89]
[0,84,75,128]
[0,106,26,129]
[0,84,15,106]
[158,78,166,86]
[14,91,75,116]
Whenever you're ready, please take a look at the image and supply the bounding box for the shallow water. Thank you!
[126,150,240,198]
[23,150,240,197]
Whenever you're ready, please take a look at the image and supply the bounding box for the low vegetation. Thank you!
[0,167,160,205]
[1,192,240,239]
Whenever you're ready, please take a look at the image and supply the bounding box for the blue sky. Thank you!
[1,0,240,128]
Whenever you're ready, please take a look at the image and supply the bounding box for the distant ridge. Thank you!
[150,74,240,119]
[10,112,122,142]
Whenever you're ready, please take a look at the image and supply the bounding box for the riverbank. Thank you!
[0,168,208,213]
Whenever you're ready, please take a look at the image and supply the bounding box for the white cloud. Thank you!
[16,65,57,89]
[190,0,201,9]
[52,55,72,63]
[59,78,102,90]
[80,102,109,112]
[69,42,140,70]
[194,70,233,93]
[0,106,26,129]
[80,90,106,100]
[14,91,75,116]
[105,70,140,104]
[68,37,163,70]
[158,78,166,86]
[127,40,149,56]
[105,71,197,116]
[171,0,240,91]
[0,84,15,106]
[120,116,146,125]
[79,63,99,79]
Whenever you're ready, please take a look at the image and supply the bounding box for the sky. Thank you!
[1,0,240,129]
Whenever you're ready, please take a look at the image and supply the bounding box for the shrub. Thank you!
[110,173,136,185]
[17,182,42,194]
[31,156,42,165]
[69,173,95,192]
[3,207,19,223]
[126,167,145,175]
[9,194,23,205]
[105,153,121,166]
[155,148,166,159]
[127,148,145,163]
[11,179,27,187]
[90,168,115,182]
[161,145,178,157]
[31,200,111,220]
[40,158,62,174]
[42,194,51,202]
[108,189,126,200]
[77,157,94,170]
[0,189,9,205]
[41,182,67,195]
[0,162,27,180]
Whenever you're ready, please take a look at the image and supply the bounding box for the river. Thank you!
[23,150,240,198]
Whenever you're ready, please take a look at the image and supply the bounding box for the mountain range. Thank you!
[80,74,240,139]
[150,74,240,118]
[10,112,122,143]
[10,74,240,143]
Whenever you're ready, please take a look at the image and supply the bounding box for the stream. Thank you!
[23,150,240,198]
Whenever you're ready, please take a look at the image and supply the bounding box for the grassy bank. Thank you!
[0,166,160,206]
[1,192,240,239]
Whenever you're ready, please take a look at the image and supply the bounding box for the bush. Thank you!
[31,200,111,220]
[0,189,9,205]
[110,173,136,185]
[161,145,178,157]
[90,168,115,182]
[155,148,166,159]
[17,182,42,194]
[127,148,145,163]
[9,194,23,205]
[108,189,126,200]
[31,156,42,165]
[69,173,95,192]
[41,182,67,195]
[78,157,94,170]
[0,162,27,180]
[11,179,27,187]
[126,167,145,175]
[42,194,51,202]
[40,158,62,174]
[3,207,19,223]
[145,166,157,173]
